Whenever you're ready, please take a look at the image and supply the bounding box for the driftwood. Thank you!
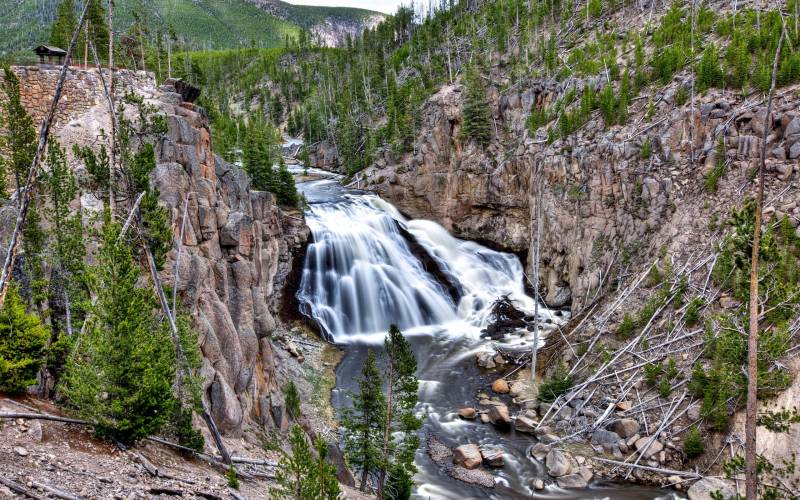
[0,412,91,426]
[593,457,702,478]
[0,476,46,500]
[30,481,81,500]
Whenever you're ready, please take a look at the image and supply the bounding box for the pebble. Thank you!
[14,446,29,457]
[534,479,545,490]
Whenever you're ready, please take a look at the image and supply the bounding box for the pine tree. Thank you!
[59,214,178,445]
[271,425,340,500]
[275,158,298,207]
[0,67,36,193]
[461,67,491,148]
[43,138,86,336]
[379,325,421,500]
[0,286,49,393]
[342,350,386,491]
[49,0,78,50]
[84,0,110,62]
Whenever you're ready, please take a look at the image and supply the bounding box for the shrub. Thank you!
[674,85,688,106]
[644,362,662,385]
[684,297,704,326]
[659,379,672,397]
[697,44,724,91]
[537,363,573,402]
[285,380,301,420]
[0,286,49,393]
[684,426,705,458]
[617,313,636,339]
[640,138,652,159]
[227,465,240,490]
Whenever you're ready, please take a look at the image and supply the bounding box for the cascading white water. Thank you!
[297,189,557,344]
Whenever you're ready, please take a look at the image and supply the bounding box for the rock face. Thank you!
[338,76,800,314]
[10,66,310,437]
[687,478,737,500]
[153,84,309,435]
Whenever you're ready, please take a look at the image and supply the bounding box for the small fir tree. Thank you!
[271,425,340,500]
[0,286,49,393]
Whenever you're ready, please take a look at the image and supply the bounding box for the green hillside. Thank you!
[0,0,379,61]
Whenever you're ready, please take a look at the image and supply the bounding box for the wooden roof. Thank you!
[34,45,67,56]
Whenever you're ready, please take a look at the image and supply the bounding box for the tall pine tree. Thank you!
[379,325,421,500]
[59,213,178,444]
[461,67,492,148]
[342,350,386,491]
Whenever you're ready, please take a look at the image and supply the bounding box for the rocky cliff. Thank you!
[10,66,309,437]
[344,75,799,313]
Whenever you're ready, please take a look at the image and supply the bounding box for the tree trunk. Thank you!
[377,366,394,499]
[745,26,783,500]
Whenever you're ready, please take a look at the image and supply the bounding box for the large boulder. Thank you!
[457,407,477,420]
[591,429,620,447]
[481,448,505,467]
[545,449,572,477]
[487,403,512,428]
[453,444,483,469]
[491,379,510,394]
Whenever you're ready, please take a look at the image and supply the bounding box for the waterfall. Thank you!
[297,187,556,344]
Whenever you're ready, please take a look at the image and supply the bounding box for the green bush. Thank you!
[684,425,705,458]
[227,465,240,490]
[617,313,636,339]
[658,378,672,398]
[684,297,704,326]
[644,362,662,385]
[537,364,573,402]
[285,380,301,419]
[697,44,724,92]
[640,138,652,159]
[0,286,49,393]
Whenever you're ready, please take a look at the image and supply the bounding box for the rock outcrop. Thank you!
[9,66,309,437]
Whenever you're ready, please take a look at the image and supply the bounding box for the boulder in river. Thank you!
[457,407,477,420]
[556,473,588,488]
[515,414,538,433]
[545,449,572,477]
[481,448,505,467]
[453,444,482,469]
[476,351,497,369]
[487,403,511,428]
[530,442,550,460]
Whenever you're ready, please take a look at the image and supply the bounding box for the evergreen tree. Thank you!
[275,158,298,207]
[0,67,36,193]
[84,0,110,62]
[49,0,77,50]
[379,325,421,500]
[43,138,86,336]
[0,286,49,393]
[342,350,386,491]
[461,67,492,148]
[697,44,724,92]
[271,425,340,500]
[59,214,178,445]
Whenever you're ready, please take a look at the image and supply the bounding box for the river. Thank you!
[289,163,680,500]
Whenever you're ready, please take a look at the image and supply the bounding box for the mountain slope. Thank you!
[0,0,381,59]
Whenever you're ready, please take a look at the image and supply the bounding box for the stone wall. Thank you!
[6,65,152,128]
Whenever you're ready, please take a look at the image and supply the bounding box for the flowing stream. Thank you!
[290,163,679,500]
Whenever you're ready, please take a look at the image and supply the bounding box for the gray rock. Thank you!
[481,448,505,467]
[487,403,511,428]
[545,449,572,477]
[790,142,800,159]
[556,473,588,488]
[784,117,800,139]
[609,418,640,438]
[687,478,737,500]
[592,429,621,447]
[531,442,551,460]
[634,436,664,458]
[13,447,28,457]
[515,415,538,433]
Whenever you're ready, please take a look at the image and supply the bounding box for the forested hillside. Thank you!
[0,0,380,61]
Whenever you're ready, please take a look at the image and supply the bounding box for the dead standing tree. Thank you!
[745,23,784,500]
